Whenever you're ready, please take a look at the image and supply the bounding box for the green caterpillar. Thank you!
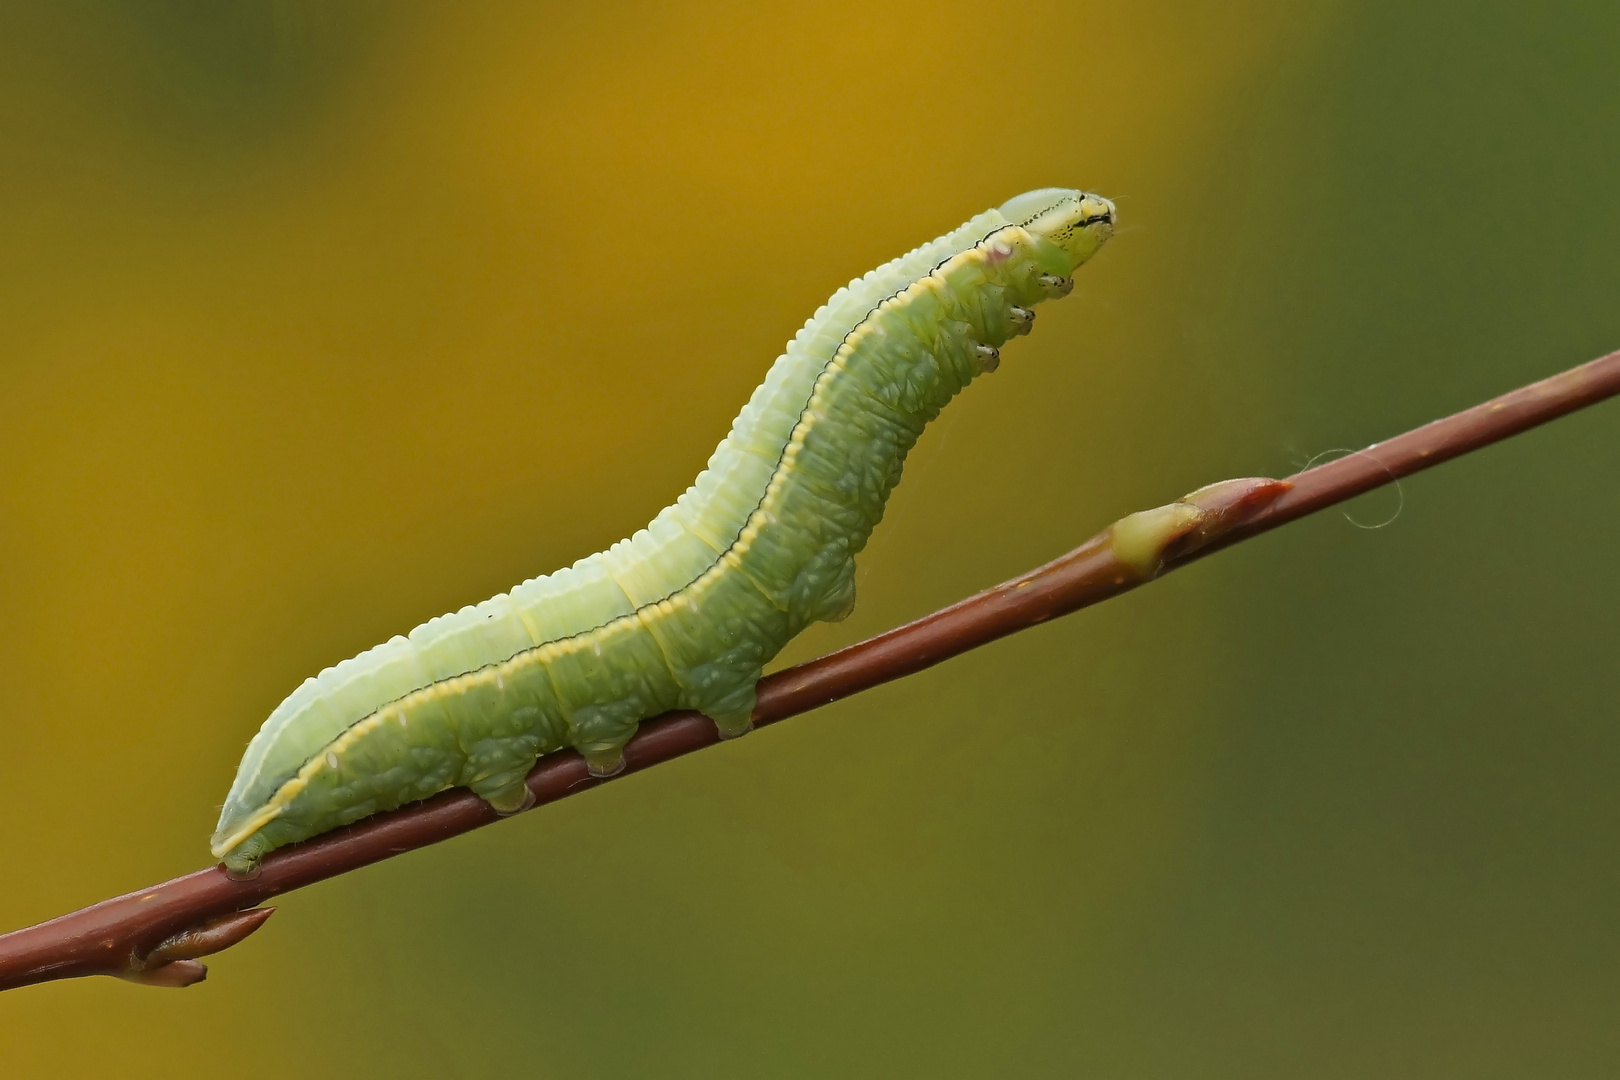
[212,188,1116,874]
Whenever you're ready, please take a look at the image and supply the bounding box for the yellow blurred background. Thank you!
[3,2,1618,1075]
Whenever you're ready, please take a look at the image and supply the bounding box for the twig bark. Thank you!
[2,348,1616,992]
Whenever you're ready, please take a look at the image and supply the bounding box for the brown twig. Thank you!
[2,348,1617,992]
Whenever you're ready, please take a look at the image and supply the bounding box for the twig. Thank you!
[2,348,1616,992]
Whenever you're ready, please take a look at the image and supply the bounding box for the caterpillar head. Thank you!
[998,188,1116,269]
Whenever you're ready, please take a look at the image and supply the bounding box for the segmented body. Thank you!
[213,189,1116,873]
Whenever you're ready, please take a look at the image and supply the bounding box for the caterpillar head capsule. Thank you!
[998,188,1116,271]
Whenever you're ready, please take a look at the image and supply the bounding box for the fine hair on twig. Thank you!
[1299,447,1405,529]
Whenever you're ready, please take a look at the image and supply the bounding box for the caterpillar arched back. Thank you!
[213,188,1117,874]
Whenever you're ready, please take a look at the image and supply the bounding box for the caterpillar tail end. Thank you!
[219,834,271,880]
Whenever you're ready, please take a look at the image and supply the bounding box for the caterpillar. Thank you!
[212,188,1117,875]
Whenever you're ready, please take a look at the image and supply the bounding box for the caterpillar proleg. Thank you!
[213,188,1116,874]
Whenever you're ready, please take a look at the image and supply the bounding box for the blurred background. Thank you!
[2,2,1618,1076]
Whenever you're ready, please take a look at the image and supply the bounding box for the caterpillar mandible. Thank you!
[213,188,1117,875]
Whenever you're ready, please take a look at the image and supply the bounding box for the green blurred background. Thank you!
[2,2,1618,1075]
